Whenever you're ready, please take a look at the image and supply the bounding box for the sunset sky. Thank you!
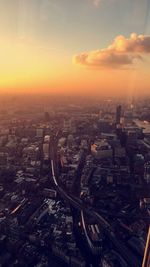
[0,0,150,97]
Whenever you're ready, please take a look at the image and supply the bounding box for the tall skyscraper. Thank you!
[116,105,122,125]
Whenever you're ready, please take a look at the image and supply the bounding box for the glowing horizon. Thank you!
[0,0,150,97]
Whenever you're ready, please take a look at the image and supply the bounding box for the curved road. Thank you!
[50,135,141,267]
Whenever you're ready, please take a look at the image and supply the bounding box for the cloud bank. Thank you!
[73,33,150,68]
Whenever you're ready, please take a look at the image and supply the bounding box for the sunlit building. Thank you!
[91,140,113,159]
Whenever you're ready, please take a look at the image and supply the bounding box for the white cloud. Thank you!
[73,33,150,69]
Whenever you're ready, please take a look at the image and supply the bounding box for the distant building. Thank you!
[44,135,50,143]
[42,135,50,164]
[36,128,43,138]
[43,188,57,198]
[116,105,122,125]
[134,154,144,175]
[91,140,113,159]
[44,111,50,122]
[0,152,8,165]
[98,119,113,133]
[43,143,49,161]
[144,162,150,183]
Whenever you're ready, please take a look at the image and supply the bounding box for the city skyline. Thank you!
[0,0,150,97]
[0,97,149,267]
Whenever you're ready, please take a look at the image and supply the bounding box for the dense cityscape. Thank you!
[0,0,150,266]
[0,96,149,267]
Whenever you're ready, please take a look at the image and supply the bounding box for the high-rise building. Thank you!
[116,105,122,125]
[44,111,50,122]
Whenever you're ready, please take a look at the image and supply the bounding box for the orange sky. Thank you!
[0,38,149,98]
[0,1,150,97]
